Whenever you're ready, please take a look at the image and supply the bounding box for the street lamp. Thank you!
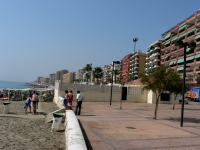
[110,61,120,106]
[133,38,138,80]
[175,40,196,127]
[90,63,92,83]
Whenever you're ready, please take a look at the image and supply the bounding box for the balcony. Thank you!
[154,52,160,56]
[134,70,138,73]
[155,47,160,50]
[154,59,160,62]
[178,53,184,57]
[185,69,194,73]
[153,65,159,68]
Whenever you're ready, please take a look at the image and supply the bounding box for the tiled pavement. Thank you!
[76,101,200,150]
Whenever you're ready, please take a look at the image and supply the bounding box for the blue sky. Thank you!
[0,0,199,82]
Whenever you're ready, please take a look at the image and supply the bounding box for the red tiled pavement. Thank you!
[76,101,200,150]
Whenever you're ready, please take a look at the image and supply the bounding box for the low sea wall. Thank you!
[65,110,87,150]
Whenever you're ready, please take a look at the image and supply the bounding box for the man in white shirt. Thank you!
[75,91,84,115]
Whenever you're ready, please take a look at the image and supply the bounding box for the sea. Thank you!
[0,81,29,90]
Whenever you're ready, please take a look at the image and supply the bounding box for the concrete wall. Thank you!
[53,81,179,104]
[147,90,179,104]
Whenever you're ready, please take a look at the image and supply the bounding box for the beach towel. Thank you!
[24,103,26,109]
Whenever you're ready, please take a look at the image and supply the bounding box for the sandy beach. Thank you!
[0,100,65,150]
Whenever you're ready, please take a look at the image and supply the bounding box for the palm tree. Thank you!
[93,67,103,84]
[83,64,92,82]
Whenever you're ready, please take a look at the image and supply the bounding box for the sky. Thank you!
[0,0,200,82]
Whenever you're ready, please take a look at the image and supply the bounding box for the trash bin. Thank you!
[3,101,11,114]
[51,113,65,132]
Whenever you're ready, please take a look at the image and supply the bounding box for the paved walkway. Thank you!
[76,101,200,150]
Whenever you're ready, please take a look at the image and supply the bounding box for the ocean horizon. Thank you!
[0,81,29,90]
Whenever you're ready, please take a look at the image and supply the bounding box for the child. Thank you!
[25,94,32,113]
[63,90,68,108]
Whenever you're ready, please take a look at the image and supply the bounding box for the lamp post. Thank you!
[90,63,92,83]
[110,61,120,106]
[133,38,138,80]
[175,40,196,127]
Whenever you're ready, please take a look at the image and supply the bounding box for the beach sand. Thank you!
[0,100,66,150]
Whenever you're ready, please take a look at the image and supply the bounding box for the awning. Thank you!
[195,34,200,40]
[177,58,184,63]
[169,61,174,65]
[186,48,191,52]
[161,56,166,60]
[195,53,200,59]
[161,55,169,60]
[165,40,170,45]
[147,47,151,51]
[164,33,171,40]
[179,24,187,31]
[179,32,187,38]
[177,67,184,71]
[186,55,195,61]
[187,27,196,34]
[173,60,177,65]
[171,36,178,42]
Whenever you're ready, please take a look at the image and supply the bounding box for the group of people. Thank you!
[24,91,39,115]
[63,90,84,115]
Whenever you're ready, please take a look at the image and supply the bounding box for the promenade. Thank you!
[76,101,200,150]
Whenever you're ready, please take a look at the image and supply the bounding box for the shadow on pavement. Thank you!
[163,117,200,124]
[78,119,93,150]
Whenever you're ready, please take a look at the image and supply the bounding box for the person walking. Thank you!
[75,91,84,115]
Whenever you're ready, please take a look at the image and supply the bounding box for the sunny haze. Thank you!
[0,0,199,82]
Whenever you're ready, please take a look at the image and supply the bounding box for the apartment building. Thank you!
[102,65,112,83]
[102,63,120,84]
[76,68,84,81]
[63,72,76,83]
[37,77,43,83]
[146,40,162,72]
[161,10,200,84]
[49,73,55,85]
[130,50,147,80]
[55,70,68,81]
[120,54,133,83]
